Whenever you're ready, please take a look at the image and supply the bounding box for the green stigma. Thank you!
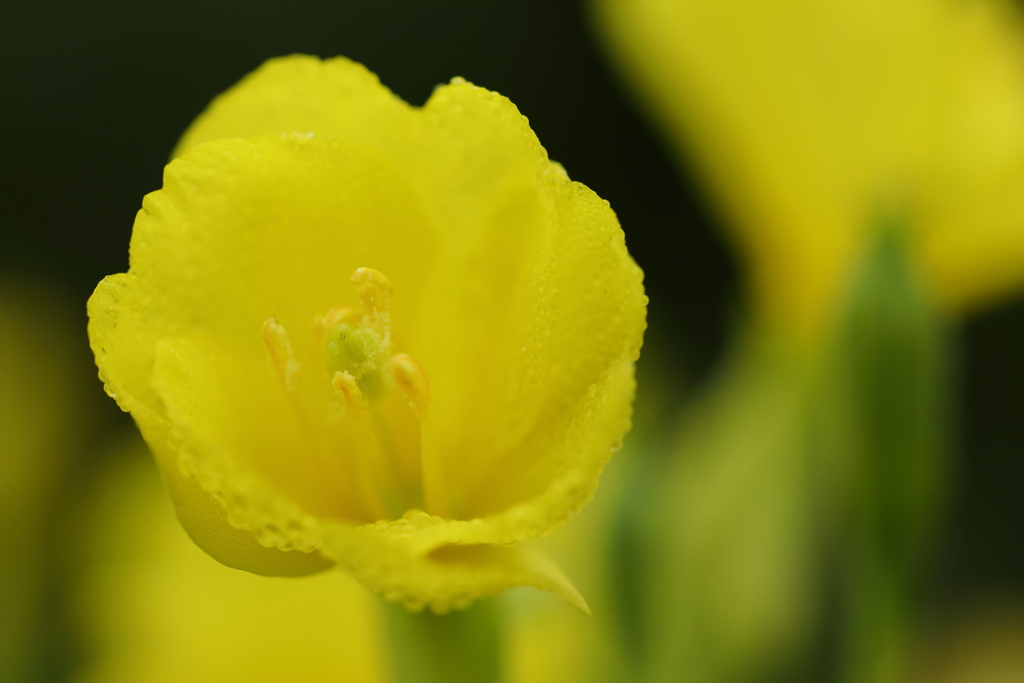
[325,323,388,397]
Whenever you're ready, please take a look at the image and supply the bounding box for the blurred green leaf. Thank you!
[811,223,950,683]
[631,222,951,683]
[640,331,820,683]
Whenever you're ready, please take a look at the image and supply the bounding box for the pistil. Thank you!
[262,267,451,523]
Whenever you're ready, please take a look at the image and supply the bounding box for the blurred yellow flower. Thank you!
[74,437,388,683]
[88,56,646,612]
[595,0,1024,339]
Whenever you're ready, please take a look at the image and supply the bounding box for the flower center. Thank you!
[262,268,448,522]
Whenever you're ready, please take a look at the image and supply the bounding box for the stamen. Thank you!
[325,305,363,328]
[264,318,364,520]
[418,414,450,519]
[391,353,431,415]
[307,267,452,520]
[332,370,367,410]
[392,353,450,518]
[262,318,301,391]
[332,370,390,520]
[351,267,394,316]
[310,306,362,356]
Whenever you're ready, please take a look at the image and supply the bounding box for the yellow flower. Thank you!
[87,55,646,612]
[595,0,1024,340]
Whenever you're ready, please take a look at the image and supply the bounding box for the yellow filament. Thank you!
[262,318,300,391]
[418,415,450,519]
[263,318,360,519]
[332,371,390,520]
[391,353,430,415]
[392,353,450,518]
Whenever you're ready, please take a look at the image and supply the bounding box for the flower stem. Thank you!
[382,598,502,683]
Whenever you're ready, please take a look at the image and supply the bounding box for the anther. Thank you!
[391,353,431,416]
[351,267,394,316]
[323,305,362,329]
[332,370,367,410]
[263,318,300,391]
[311,305,364,355]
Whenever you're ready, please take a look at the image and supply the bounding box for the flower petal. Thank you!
[323,521,591,614]
[174,55,415,159]
[90,134,439,574]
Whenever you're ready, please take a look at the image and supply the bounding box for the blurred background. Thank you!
[1,1,1023,681]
